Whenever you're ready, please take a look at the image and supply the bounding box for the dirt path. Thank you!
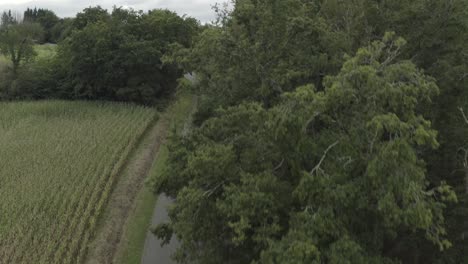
[85,114,169,264]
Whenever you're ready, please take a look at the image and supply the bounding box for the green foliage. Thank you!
[0,22,43,74]
[56,7,199,104]
[166,0,349,109]
[50,18,74,43]
[73,6,110,30]
[0,57,56,99]
[160,1,468,262]
[0,44,57,100]
[24,8,60,43]
[0,10,20,28]
[0,1,464,262]
[0,6,199,104]
[154,36,456,263]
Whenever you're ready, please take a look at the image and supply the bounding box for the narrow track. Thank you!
[85,114,169,264]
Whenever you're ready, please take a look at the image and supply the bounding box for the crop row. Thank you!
[0,101,157,263]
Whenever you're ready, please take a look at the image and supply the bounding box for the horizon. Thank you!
[0,0,221,22]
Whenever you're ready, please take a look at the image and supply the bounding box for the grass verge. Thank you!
[115,147,168,264]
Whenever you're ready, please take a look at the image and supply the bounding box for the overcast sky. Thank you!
[0,0,222,22]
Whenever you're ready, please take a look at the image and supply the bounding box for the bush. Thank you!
[0,57,57,100]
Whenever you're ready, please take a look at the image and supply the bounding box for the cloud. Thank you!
[0,0,219,22]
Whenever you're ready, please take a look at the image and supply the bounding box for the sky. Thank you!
[0,0,222,22]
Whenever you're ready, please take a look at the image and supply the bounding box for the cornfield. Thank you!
[0,100,157,263]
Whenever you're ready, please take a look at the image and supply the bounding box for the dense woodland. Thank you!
[0,6,198,103]
[1,0,468,263]
[154,0,468,263]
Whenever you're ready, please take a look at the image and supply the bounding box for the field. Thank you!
[0,101,156,263]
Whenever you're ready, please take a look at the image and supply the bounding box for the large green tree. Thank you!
[56,7,199,103]
[163,0,468,261]
[153,34,456,264]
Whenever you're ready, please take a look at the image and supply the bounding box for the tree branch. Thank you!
[203,181,226,198]
[273,158,285,171]
[310,141,339,175]
[459,107,468,125]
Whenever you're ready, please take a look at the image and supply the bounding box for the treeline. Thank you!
[23,7,66,43]
[151,0,468,263]
[2,8,70,43]
[0,6,199,104]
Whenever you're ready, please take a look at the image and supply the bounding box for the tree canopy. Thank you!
[152,0,468,263]
[0,2,466,262]
[154,33,456,264]
[55,8,199,103]
[0,7,200,103]
[23,8,60,43]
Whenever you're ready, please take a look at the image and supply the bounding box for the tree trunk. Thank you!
[12,60,19,76]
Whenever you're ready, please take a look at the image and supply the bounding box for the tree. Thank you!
[73,6,110,30]
[168,0,349,110]
[49,17,74,43]
[0,22,43,75]
[153,34,456,264]
[24,8,60,43]
[1,10,15,28]
[164,0,468,261]
[56,7,199,103]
